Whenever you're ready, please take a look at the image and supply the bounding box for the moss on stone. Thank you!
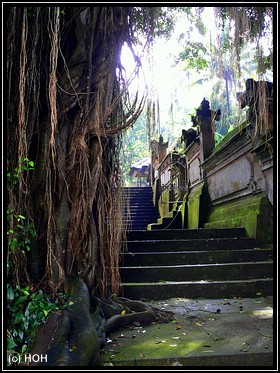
[204,193,273,243]
[181,194,188,229]
[187,183,205,229]
[158,190,170,218]
[213,121,248,153]
[101,324,205,364]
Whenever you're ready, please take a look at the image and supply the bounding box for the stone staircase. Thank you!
[119,227,273,300]
[119,187,273,300]
[122,186,160,231]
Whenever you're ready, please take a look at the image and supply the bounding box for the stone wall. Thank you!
[201,124,273,243]
[151,90,273,243]
[152,123,273,243]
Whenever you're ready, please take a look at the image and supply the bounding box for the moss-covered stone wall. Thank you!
[158,190,171,218]
[187,184,204,229]
[204,193,273,243]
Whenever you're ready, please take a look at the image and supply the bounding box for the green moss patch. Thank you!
[187,183,205,229]
[204,193,273,243]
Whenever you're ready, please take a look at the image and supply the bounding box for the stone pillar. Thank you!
[150,135,168,184]
[193,98,216,162]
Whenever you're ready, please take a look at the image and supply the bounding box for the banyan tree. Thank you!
[7,7,149,297]
[6,5,273,366]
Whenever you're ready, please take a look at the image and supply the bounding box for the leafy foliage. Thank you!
[7,157,35,191]
[121,115,150,185]
[7,211,35,253]
[7,284,72,364]
[178,42,208,72]
[7,158,36,279]
[216,7,273,41]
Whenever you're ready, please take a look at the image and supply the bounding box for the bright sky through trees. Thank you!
[120,6,273,185]
[120,8,221,140]
[121,6,272,142]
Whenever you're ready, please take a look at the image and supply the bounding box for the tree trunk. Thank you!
[6,6,138,296]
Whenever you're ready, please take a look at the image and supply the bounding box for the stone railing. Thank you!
[151,92,273,243]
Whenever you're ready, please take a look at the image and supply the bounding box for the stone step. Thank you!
[127,225,151,231]
[126,188,153,191]
[126,228,248,240]
[121,248,273,266]
[120,278,273,299]
[122,210,160,216]
[124,237,258,252]
[123,195,154,200]
[120,261,273,282]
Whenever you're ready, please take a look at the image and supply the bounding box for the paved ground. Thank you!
[100,296,275,368]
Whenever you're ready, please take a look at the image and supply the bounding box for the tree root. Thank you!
[23,276,157,367]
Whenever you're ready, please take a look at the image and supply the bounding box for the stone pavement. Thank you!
[100,296,275,368]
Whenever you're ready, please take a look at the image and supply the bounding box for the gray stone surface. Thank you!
[100,296,274,367]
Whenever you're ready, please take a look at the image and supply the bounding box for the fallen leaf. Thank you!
[202,350,214,353]
[172,336,180,339]
[121,310,126,315]
[170,344,177,347]
[194,322,203,327]
[175,324,182,330]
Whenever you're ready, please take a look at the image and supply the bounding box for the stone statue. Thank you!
[237,78,273,123]
[181,128,198,148]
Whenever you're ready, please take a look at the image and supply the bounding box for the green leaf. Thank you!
[7,338,17,349]
[17,215,26,220]
[21,344,28,353]
[7,286,15,301]
[15,296,28,305]
[37,311,45,319]
[48,303,58,310]
[14,313,23,324]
